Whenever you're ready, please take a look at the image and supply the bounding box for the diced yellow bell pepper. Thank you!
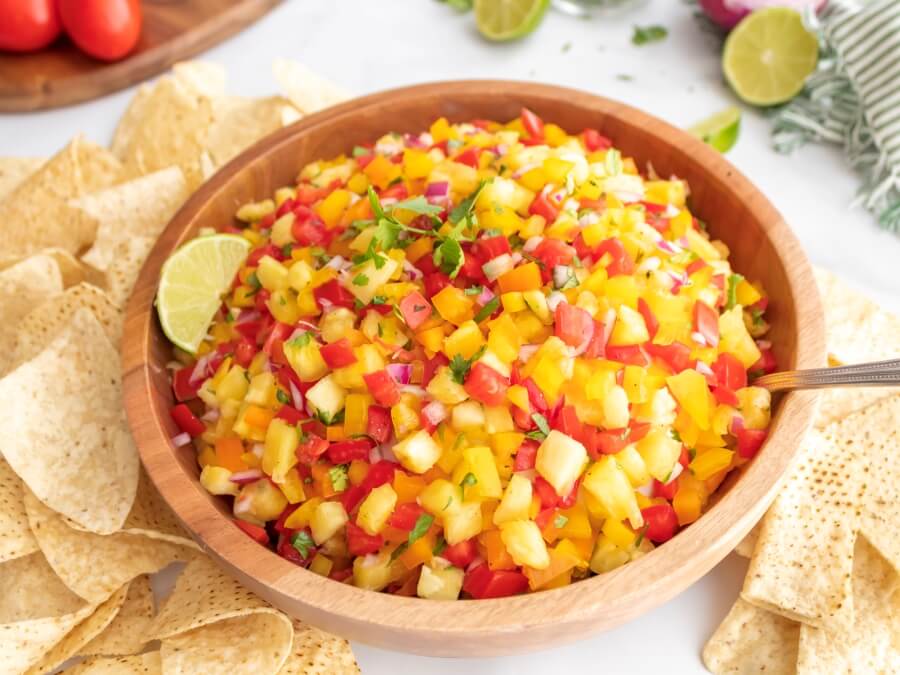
[278,468,307,504]
[602,518,636,550]
[431,286,474,325]
[262,418,299,483]
[443,320,485,359]
[666,369,712,430]
[403,149,434,179]
[343,393,372,437]
[690,448,734,481]
[315,189,352,229]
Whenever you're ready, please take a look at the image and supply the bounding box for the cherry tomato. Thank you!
[58,0,142,62]
[0,0,61,52]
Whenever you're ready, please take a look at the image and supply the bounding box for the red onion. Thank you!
[730,414,745,435]
[233,499,253,516]
[756,340,772,350]
[404,133,429,149]
[400,385,427,398]
[402,259,423,280]
[234,309,261,326]
[546,291,566,312]
[518,344,540,362]
[189,353,213,385]
[466,556,486,573]
[695,360,715,378]
[386,363,413,385]
[324,255,347,270]
[200,409,220,423]
[482,254,514,281]
[422,400,448,426]
[170,432,191,448]
[477,286,495,306]
[691,331,709,347]
[369,446,383,464]
[656,239,676,254]
[572,318,596,357]
[230,469,264,485]
[289,382,303,408]
[522,236,543,253]
[425,181,450,198]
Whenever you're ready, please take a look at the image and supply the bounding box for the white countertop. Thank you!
[3,1,897,672]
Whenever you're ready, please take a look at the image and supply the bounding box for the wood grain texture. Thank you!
[122,82,826,656]
[0,0,281,112]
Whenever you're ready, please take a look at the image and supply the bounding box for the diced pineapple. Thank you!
[718,306,762,368]
[310,501,349,545]
[288,259,313,292]
[417,563,464,600]
[522,290,552,324]
[216,365,249,405]
[608,305,649,346]
[451,401,485,431]
[493,474,533,525]
[257,256,289,291]
[278,468,306,503]
[393,429,442,474]
[614,444,651,487]
[262,418,299,483]
[736,386,771,430]
[418,479,461,518]
[666,369,712,430]
[602,385,630,429]
[283,338,329,382]
[309,554,333,577]
[483,405,514,434]
[462,446,502,499]
[244,372,276,406]
[500,520,550,569]
[318,307,356,343]
[270,213,295,247]
[235,479,288,522]
[443,320,485,360]
[200,465,239,496]
[582,457,643,528]
[536,430,588,496]
[305,374,346,422]
[357,484,398,535]
[443,501,483,545]
[635,427,682,482]
[426,366,469,405]
[353,551,397,591]
[590,533,631,574]
[344,257,398,304]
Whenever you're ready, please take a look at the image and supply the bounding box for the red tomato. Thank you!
[554,302,594,349]
[652,478,678,501]
[171,366,201,402]
[513,439,539,471]
[477,235,512,259]
[532,238,574,280]
[363,369,401,406]
[170,404,205,437]
[605,345,650,367]
[533,476,560,508]
[520,108,545,140]
[346,522,383,556]
[326,438,373,465]
[595,237,635,277]
[295,434,329,465]
[441,538,478,568]
[711,352,747,391]
[582,128,612,151]
[693,301,720,347]
[463,362,509,406]
[637,298,660,340]
[453,146,481,169]
[0,0,61,51]
[233,339,257,368]
[645,341,692,373]
[58,0,141,62]
[388,502,425,531]
[736,427,768,459]
[234,519,269,546]
[463,564,528,599]
[583,317,613,359]
[313,279,355,309]
[398,291,433,330]
[640,504,679,543]
[366,405,392,444]
[528,190,560,222]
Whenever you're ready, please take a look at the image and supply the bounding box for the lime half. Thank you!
[722,8,818,106]
[156,234,251,353]
[689,106,742,153]
[475,0,550,42]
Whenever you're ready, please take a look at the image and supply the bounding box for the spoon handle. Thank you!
[754,358,900,392]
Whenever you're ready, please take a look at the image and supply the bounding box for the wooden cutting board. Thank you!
[0,0,282,113]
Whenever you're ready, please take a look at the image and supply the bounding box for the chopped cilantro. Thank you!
[464,285,483,296]
[561,41,572,53]
[726,273,744,310]
[390,195,444,216]
[287,332,312,348]
[448,346,486,384]
[751,308,765,327]
[328,464,349,492]
[352,145,370,157]
[473,296,500,323]
[448,180,490,224]
[224,310,235,323]
[276,389,291,405]
[632,25,668,46]
[442,495,453,511]
[531,413,551,438]
[353,298,365,311]
[246,271,261,295]
[352,273,369,286]
[460,472,478,488]
[554,514,569,529]
[433,535,448,556]
[392,513,435,561]
[634,525,649,548]
[281,243,293,258]
[290,531,314,559]
[433,237,464,278]
[688,447,697,461]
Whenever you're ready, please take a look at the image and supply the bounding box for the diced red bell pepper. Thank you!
[464,362,509,406]
[388,502,425,531]
[234,519,269,546]
[552,405,583,439]
[750,348,777,377]
[278,533,314,566]
[436,539,474,569]
[533,476,560,508]
[533,238,575,281]
[679,445,691,469]
[513,439,539,471]
[247,243,283,267]
[736,428,767,459]
[653,478,679,501]
[641,504,679,543]
[262,322,292,357]
[554,302,594,349]
[171,403,205,437]
[172,366,201,402]
[582,128,612,151]
[340,484,366,514]
[234,338,257,368]
[292,211,328,247]
[520,107,545,140]
[319,338,357,368]
[363,369,401,406]
[637,298,660,340]
[453,146,481,169]
[686,258,708,276]
[346,522,384,556]
[423,272,451,298]
[595,237,635,277]
[522,377,549,413]
[399,291,433,331]
[712,386,740,407]
[711,352,748,391]
[558,476,582,509]
[594,430,629,457]
[463,564,529,599]
[379,183,409,200]
[528,190,560,222]
[477,235,512,259]
[233,317,264,340]
[693,301,720,347]
[314,279,355,309]
[254,289,272,314]
[605,345,650,367]
[327,438,374,464]
[366,405,392,444]
[361,460,398,492]
[275,405,305,425]
[295,183,329,206]
[534,507,556,531]
[645,341,692,373]
[296,433,330,465]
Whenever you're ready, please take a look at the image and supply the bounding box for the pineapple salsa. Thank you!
[166,109,777,600]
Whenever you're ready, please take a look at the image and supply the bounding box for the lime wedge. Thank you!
[156,234,251,353]
[475,0,550,42]
[722,7,818,106]
[688,106,742,153]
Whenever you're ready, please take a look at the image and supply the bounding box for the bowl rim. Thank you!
[122,80,824,655]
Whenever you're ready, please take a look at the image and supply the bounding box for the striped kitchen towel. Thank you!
[772,0,900,232]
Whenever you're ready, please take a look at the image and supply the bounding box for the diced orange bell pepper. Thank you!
[399,532,434,569]
[244,405,273,429]
[405,236,434,264]
[673,486,703,525]
[363,154,401,190]
[480,529,517,570]
[380,525,410,545]
[524,542,581,590]
[311,463,339,498]
[497,262,542,293]
[215,437,247,472]
[348,460,369,486]
[392,472,426,503]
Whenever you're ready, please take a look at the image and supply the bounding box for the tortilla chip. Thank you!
[173,60,227,99]
[160,612,294,675]
[742,424,865,632]
[0,253,64,375]
[117,76,215,190]
[0,137,121,265]
[41,247,104,287]
[0,552,95,673]
[0,308,138,534]
[813,268,900,427]
[797,537,900,673]
[204,95,299,169]
[0,157,44,202]
[0,457,39,563]
[14,282,123,365]
[272,60,350,114]
[77,167,188,272]
[702,598,799,674]
[111,84,154,160]
[64,652,162,674]
[78,576,154,658]
[280,620,360,675]
[105,236,156,308]
[26,583,129,675]
[733,522,759,559]
[24,488,191,604]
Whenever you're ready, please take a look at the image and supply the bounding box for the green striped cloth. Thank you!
[772,0,900,232]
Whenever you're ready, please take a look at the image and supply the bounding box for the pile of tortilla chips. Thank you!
[704,270,900,674]
[0,60,357,674]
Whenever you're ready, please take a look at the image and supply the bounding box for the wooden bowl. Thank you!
[122,81,824,657]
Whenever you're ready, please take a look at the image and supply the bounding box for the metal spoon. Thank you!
[754,358,900,392]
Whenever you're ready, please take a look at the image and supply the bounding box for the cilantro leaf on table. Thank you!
[632,25,668,46]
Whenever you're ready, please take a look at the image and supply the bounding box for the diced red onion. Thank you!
[402,259,423,280]
[510,252,523,265]
[230,469,264,485]
[730,415,745,435]
[296,319,320,332]
[400,385,427,398]
[404,133,428,149]
[572,318,596,357]
[466,556,486,573]
[251,443,265,458]
[552,265,573,289]
[386,363,413,385]
[756,340,772,350]
[518,344,540,362]
[170,432,191,448]
[522,236,543,252]
[200,409,220,423]
[233,499,253,515]
[636,482,654,497]
[677,236,690,248]
[289,382,303,408]
[494,143,509,156]
[369,446,383,464]
[669,271,689,293]
[425,181,450,198]
[482,254,514,281]
[657,239,676,254]
[234,309,260,325]
[422,400,448,426]
[691,331,708,347]
[695,360,715,378]
[547,291,566,312]
[318,297,333,309]
[668,462,684,482]
[477,286,495,306]
[324,255,347,270]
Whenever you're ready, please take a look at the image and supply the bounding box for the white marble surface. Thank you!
[2,1,897,673]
